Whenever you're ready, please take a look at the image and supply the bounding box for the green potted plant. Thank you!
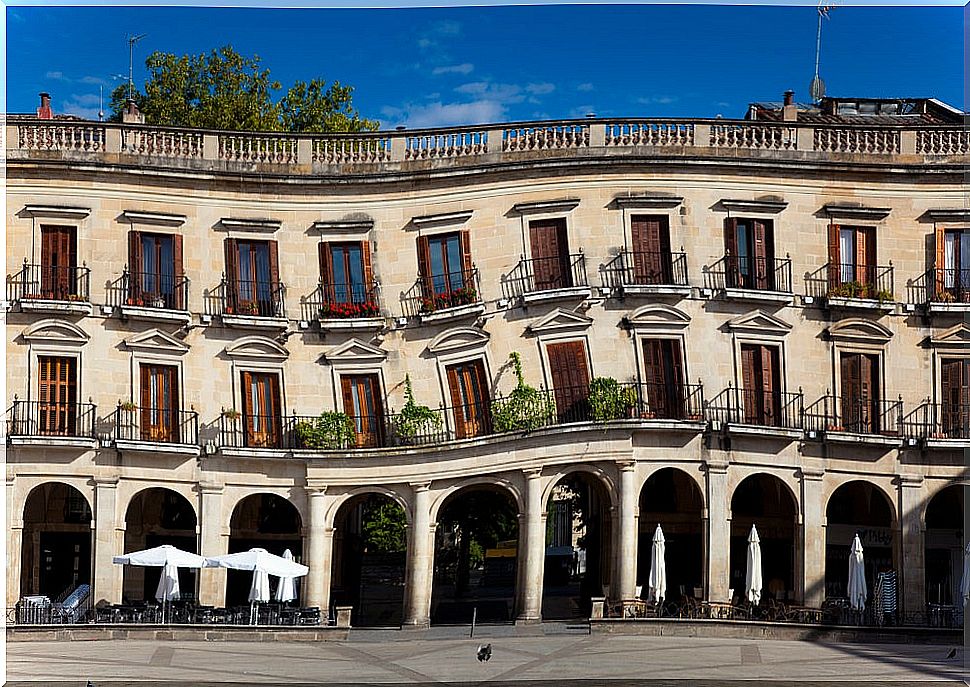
[936,289,956,303]
[393,376,442,444]
[587,377,638,421]
[491,352,556,433]
[294,411,356,450]
[222,408,241,422]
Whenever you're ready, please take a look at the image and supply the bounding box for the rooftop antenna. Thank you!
[810,3,835,103]
[126,33,147,101]
[98,84,104,121]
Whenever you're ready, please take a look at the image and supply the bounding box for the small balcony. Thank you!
[301,280,384,332]
[219,411,288,452]
[804,393,903,446]
[6,398,98,448]
[402,267,484,324]
[7,260,92,315]
[909,268,970,315]
[108,403,200,455]
[602,250,690,298]
[903,401,970,449]
[107,268,191,324]
[704,254,793,304]
[504,253,591,304]
[209,277,287,329]
[706,386,804,439]
[805,263,894,310]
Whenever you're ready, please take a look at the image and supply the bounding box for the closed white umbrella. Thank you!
[847,534,867,612]
[156,563,181,604]
[249,568,271,603]
[647,525,667,604]
[207,548,308,625]
[959,541,970,606]
[745,525,763,605]
[275,549,298,603]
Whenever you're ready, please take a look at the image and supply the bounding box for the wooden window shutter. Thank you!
[340,376,355,416]
[723,218,738,256]
[740,345,758,422]
[268,240,280,288]
[417,235,431,293]
[669,339,685,386]
[224,238,238,281]
[459,229,473,276]
[318,242,333,301]
[935,226,947,294]
[128,231,143,298]
[241,371,254,418]
[140,364,150,409]
[172,234,184,309]
[752,220,769,289]
[361,239,374,289]
[642,340,664,388]
[856,228,874,284]
[827,222,840,287]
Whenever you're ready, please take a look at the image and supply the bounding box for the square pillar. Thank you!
[800,468,826,607]
[898,475,926,623]
[92,478,123,606]
[705,460,731,603]
[198,482,227,606]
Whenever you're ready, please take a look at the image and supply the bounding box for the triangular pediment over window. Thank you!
[625,304,691,330]
[124,328,189,355]
[224,336,289,361]
[528,308,592,335]
[929,323,970,349]
[726,310,792,336]
[827,318,893,345]
[427,327,490,355]
[324,337,387,364]
[21,319,89,346]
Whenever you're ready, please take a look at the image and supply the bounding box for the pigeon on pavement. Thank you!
[477,643,492,662]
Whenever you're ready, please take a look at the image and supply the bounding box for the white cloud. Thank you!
[60,95,102,120]
[45,71,65,80]
[526,83,555,96]
[417,38,433,50]
[454,82,524,103]
[79,75,107,86]
[576,83,595,92]
[432,63,475,76]
[431,20,461,36]
[636,95,678,106]
[381,99,507,129]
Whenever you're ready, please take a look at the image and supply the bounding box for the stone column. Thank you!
[304,486,333,612]
[517,469,545,623]
[898,475,926,622]
[616,462,638,600]
[7,477,23,606]
[800,469,826,607]
[92,477,123,606]
[198,482,227,606]
[705,460,731,602]
[403,483,434,627]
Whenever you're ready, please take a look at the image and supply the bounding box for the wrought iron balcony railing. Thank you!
[503,253,588,299]
[7,260,91,303]
[208,277,286,319]
[704,254,792,294]
[902,401,970,440]
[109,403,199,445]
[6,399,97,439]
[401,267,482,318]
[301,279,381,320]
[602,250,689,290]
[805,263,894,302]
[107,268,189,311]
[707,386,804,430]
[909,268,970,306]
[803,394,903,436]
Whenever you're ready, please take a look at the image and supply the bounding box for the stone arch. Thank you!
[21,482,93,599]
[224,489,306,532]
[540,464,618,509]
[429,477,523,524]
[325,486,412,529]
[923,482,965,606]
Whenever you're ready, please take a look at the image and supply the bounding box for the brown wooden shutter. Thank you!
[224,238,238,310]
[446,365,466,437]
[241,371,254,418]
[753,220,769,290]
[935,226,947,295]
[631,216,667,283]
[361,240,374,292]
[760,345,778,424]
[417,235,431,293]
[459,229,473,277]
[642,339,669,417]
[318,242,334,302]
[340,376,355,416]
[547,341,590,418]
[530,220,567,290]
[171,234,184,309]
[128,231,143,301]
[856,227,875,285]
[268,240,280,288]
[827,222,840,287]
[740,344,758,423]
[723,218,738,256]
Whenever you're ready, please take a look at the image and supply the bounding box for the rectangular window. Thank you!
[225,238,280,316]
[940,358,970,436]
[241,371,281,448]
[940,230,970,299]
[725,218,774,290]
[446,360,491,439]
[319,241,373,305]
[529,219,572,291]
[828,225,876,286]
[641,339,685,419]
[37,356,77,435]
[630,215,672,285]
[417,231,474,308]
[139,364,179,442]
[546,340,590,422]
[40,225,77,300]
[340,374,384,448]
[129,232,183,309]
[740,344,781,426]
[839,352,880,433]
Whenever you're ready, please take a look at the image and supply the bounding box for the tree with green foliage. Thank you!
[110,45,378,133]
[361,497,407,554]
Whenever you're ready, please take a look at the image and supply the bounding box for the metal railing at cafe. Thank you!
[109,403,199,445]
[706,386,804,430]
[704,254,792,294]
[7,260,91,303]
[401,267,482,318]
[106,268,189,311]
[602,250,689,290]
[301,279,381,320]
[805,263,894,301]
[503,253,588,299]
[803,393,903,436]
[6,398,97,438]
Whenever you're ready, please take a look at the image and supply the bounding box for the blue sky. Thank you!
[6,4,963,128]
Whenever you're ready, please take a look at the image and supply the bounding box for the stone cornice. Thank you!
[22,204,90,219]
[411,210,473,227]
[511,198,581,215]
[120,210,186,226]
[822,203,892,221]
[720,198,789,214]
[612,194,684,209]
[925,208,970,222]
[219,217,281,233]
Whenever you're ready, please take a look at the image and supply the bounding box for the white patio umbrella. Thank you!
[959,541,970,607]
[206,548,308,624]
[847,534,867,612]
[275,549,298,604]
[745,525,763,605]
[647,525,667,605]
[112,544,209,622]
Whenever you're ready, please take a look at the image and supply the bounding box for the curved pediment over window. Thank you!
[323,337,387,365]
[124,328,189,355]
[224,336,289,361]
[827,318,893,345]
[427,326,490,355]
[929,323,970,349]
[21,319,89,346]
[725,310,792,336]
[625,304,691,330]
[527,308,593,335]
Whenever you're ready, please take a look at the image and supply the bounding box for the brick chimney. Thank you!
[782,90,797,122]
[37,92,52,119]
[122,99,145,124]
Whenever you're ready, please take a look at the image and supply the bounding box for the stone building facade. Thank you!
[5,95,968,626]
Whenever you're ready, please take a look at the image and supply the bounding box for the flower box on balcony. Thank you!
[421,287,478,314]
[319,301,380,319]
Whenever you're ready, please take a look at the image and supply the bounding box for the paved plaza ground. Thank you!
[6,625,969,685]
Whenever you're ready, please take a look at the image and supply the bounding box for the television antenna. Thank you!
[126,33,147,101]
[811,3,836,103]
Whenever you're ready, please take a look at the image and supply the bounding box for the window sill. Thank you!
[17,299,93,316]
[418,302,485,324]
[817,430,901,447]
[114,439,201,456]
[7,435,98,449]
[825,296,894,312]
[318,316,385,332]
[521,286,593,305]
[923,436,970,450]
[620,283,691,298]
[720,288,794,305]
[927,302,970,315]
[723,423,803,440]
[221,314,289,329]
[119,304,192,324]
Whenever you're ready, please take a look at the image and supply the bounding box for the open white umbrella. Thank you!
[206,548,308,624]
[745,525,763,605]
[959,541,970,607]
[275,549,298,603]
[113,544,209,622]
[847,534,867,612]
[647,525,667,604]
